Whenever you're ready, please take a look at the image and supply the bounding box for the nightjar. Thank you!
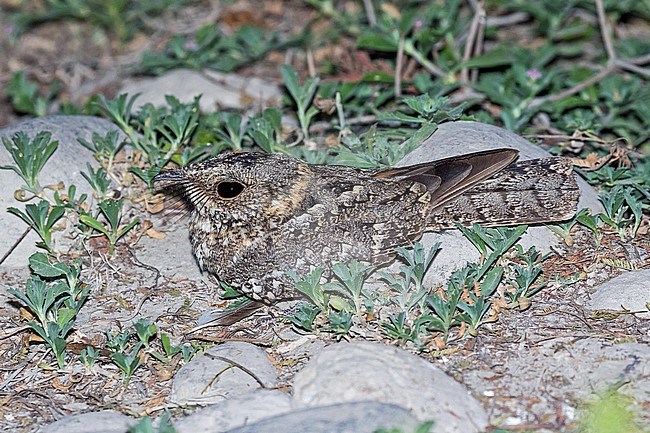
[155,149,579,303]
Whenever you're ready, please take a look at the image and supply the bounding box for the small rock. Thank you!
[171,342,279,405]
[292,341,488,433]
[222,401,422,433]
[40,410,134,433]
[587,270,650,318]
[118,69,282,113]
[174,389,292,433]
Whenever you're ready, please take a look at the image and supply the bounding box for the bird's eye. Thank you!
[216,181,245,199]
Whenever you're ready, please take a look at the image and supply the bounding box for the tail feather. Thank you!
[427,157,580,229]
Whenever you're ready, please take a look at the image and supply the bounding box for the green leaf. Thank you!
[357,30,399,52]
[117,218,139,241]
[79,215,110,237]
[29,252,66,278]
[460,46,517,69]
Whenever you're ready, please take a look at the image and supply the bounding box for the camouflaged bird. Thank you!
[155,149,580,303]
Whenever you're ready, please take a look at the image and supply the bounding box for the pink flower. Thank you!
[525,68,542,80]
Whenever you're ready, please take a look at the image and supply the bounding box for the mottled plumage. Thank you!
[155,149,579,303]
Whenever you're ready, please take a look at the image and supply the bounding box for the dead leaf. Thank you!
[51,377,72,391]
[380,3,401,19]
[146,228,166,240]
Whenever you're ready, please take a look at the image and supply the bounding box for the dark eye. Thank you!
[216,181,245,199]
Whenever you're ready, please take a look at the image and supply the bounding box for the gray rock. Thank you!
[174,390,292,433]
[39,410,134,433]
[292,341,488,433]
[171,342,279,405]
[394,120,603,286]
[118,69,282,113]
[0,115,125,268]
[223,401,422,433]
[136,226,206,281]
[587,270,650,318]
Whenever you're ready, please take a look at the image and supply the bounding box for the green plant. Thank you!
[81,163,112,201]
[8,200,65,252]
[420,283,464,342]
[289,267,329,311]
[456,224,528,278]
[98,94,201,189]
[9,0,185,43]
[53,184,88,212]
[598,186,643,240]
[286,303,321,333]
[325,259,375,314]
[213,112,246,151]
[150,333,181,363]
[506,246,546,309]
[29,252,87,310]
[79,198,139,254]
[140,24,285,75]
[133,318,157,348]
[106,328,142,385]
[380,95,465,125]
[381,312,422,346]
[456,266,503,335]
[578,389,645,433]
[326,310,353,335]
[80,346,99,370]
[8,253,88,369]
[1,131,58,196]
[128,411,177,433]
[575,211,605,245]
[281,65,320,142]
[5,71,53,116]
[248,108,285,154]
[382,242,440,314]
[77,130,125,170]
[96,94,140,144]
[111,344,143,386]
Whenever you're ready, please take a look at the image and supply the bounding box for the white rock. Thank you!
[587,270,650,318]
[292,341,488,433]
[0,116,123,268]
[222,401,421,433]
[118,69,282,113]
[40,410,133,433]
[174,390,292,433]
[171,342,279,405]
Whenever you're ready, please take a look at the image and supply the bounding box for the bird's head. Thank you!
[154,152,314,228]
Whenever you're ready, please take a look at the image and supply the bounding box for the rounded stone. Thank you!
[171,341,279,405]
[292,340,488,433]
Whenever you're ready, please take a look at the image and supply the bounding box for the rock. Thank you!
[0,115,125,268]
[222,401,422,433]
[292,341,488,433]
[40,410,134,433]
[587,270,650,318]
[171,342,279,405]
[118,69,282,113]
[136,226,206,282]
[394,120,603,286]
[174,390,292,433]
